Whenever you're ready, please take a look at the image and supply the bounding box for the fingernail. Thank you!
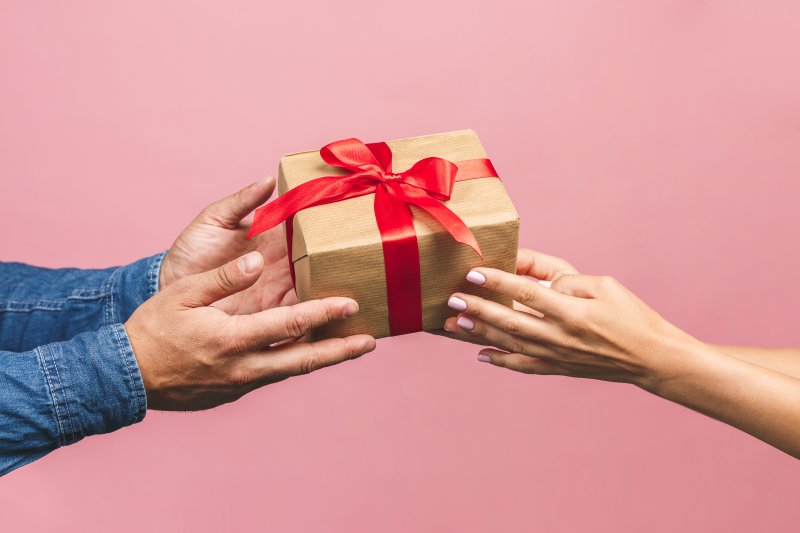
[457,316,475,331]
[477,354,492,363]
[538,280,552,288]
[238,252,261,274]
[342,300,359,318]
[466,270,486,285]
[256,176,274,188]
[362,337,377,353]
[448,296,467,311]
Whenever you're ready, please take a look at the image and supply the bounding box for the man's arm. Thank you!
[1,253,376,477]
[713,345,800,379]
[0,325,147,477]
[0,254,164,352]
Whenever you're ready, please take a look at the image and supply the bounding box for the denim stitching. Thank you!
[0,301,66,312]
[68,288,105,299]
[104,266,121,326]
[36,346,67,447]
[0,292,107,312]
[147,252,166,297]
[46,342,78,443]
[111,324,144,422]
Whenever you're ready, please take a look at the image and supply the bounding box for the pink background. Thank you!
[2,1,799,531]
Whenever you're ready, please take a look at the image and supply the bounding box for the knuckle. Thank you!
[284,312,310,338]
[220,325,247,354]
[558,334,582,353]
[550,274,572,291]
[598,275,617,290]
[214,266,237,292]
[561,304,588,331]
[198,203,217,222]
[340,338,360,360]
[226,334,251,355]
[516,282,539,306]
[500,316,523,336]
[228,367,256,387]
[172,277,196,297]
[298,349,322,375]
[508,338,528,356]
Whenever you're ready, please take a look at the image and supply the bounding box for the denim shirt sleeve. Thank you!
[0,253,165,352]
[0,253,164,477]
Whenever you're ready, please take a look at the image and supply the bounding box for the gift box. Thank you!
[249,130,519,340]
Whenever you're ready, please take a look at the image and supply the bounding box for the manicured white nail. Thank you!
[538,280,552,288]
[457,316,475,331]
[448,296,467,311]
[477,354,492,363]
[466,270,486,285]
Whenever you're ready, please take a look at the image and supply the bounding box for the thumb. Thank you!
[201,177,276,228]
[177,251,264,307]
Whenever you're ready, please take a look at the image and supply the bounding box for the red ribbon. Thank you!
[247,138,499,336]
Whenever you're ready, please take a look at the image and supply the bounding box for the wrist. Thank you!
[159,251,175,290]
[637,332,729,399]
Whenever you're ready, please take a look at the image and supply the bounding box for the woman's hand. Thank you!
[444,249,703,390]
[431,250,578,343]
[444,248,800,458]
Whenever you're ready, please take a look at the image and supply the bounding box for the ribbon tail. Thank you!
[374,183,423,336]
[247,175,372,238]
[398,186,483,258]
[454,158,498,182]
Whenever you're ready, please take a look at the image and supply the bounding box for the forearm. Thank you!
[0,325,147,477]
[711,344,800,379]
[0,253,164,351]
[646,343,800,459]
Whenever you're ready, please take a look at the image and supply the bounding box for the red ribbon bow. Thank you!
[247,137,499,335]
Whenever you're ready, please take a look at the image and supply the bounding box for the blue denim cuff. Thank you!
[36,324,147,445]
[110,251,165,324]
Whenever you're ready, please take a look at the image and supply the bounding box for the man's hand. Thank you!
[126,251,376,411]
[159,178,295,315]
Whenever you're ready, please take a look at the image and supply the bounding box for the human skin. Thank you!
[159,176,296,314]
[443,249,800,458]
[125,178,376,410]
[126,252,375,410]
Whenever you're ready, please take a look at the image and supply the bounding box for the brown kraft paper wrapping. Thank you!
[278,129,520,340]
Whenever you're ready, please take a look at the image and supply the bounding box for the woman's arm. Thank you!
[713,345,800,378]
[650,343,800,458]
[442,249,800,458]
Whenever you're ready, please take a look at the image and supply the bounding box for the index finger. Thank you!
[230,297,359,349]
[467,267,576,319]
[516,249,578,281]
